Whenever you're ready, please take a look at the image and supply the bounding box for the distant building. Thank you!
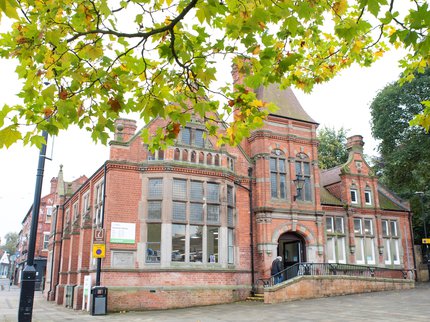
[43,85,414,311]
[17,170,87,291]
[0,251,10,278]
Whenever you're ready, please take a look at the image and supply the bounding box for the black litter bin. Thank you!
[91,286,108,315]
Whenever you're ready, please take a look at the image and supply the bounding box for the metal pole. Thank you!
[18,130,48,321]
[95,162,107,286]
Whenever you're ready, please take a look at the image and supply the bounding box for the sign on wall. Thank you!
[110,222,136,244]
[92,244,106,258]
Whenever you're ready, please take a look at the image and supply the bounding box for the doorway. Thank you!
[278,232,306,269]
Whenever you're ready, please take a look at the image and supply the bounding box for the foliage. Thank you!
[0,232,18,255]
[317,126,348,170]
[0,1,429,149]
[370,68,430,243]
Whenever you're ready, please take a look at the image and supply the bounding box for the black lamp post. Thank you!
[293,175,306,201]
[18,130,48,321]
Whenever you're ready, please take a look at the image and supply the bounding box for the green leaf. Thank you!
[0,125,22,148]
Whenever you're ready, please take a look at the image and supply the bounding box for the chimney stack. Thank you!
[114,118,137,142]
[346,135,364,154]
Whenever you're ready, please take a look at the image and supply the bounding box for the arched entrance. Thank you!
[278,232,306,269]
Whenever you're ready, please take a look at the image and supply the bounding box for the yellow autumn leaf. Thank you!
[249,99,263,108]
[333,0,348,16]
[374,49,384,58]
[352,40,364,54]
[252,45,261,55]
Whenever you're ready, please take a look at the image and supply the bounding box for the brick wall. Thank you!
[265,275,414,304]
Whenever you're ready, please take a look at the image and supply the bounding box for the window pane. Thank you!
[354,219,362,234]
[190,181,203,201]
[279,159,286,173]
[207,183,219,202]
[384,238,391,264]
[172,224,185,262]
[390,221,398,237]
[337,237,346,263]
[303,162,310,175]
[207,227,219,263]
[148,179,163,198]
[350,189,357,203]
[148,201,161,220]
[172,201,186,221]
[195,129,204,147]
[365,238,375,264]
[189,225,203,262]
[227,186,234,205]
[295,162,301,175]
[365,191,371,204]
[393,239,400,264]
[190,203,203,222]
[326,217,333,233]
[271,173,277,198]
[270,158,277,171]
[181,127,190,145]
[147,224,161,263]
[364,219,372,235]
[335,217,344,233]
[382,220,388,236]
[327,237,335,262]
[355,237,364,263]
[228,228,234,264]
[173,179,187,199]
[279,174,286,199]
[207,205,220,223]
[304,178,312,201]
[227,207,234,226]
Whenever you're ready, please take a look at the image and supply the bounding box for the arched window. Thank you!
[295,153,312,201]
[199,152,205,164]
[158,149,164,160]
[182,149,188,162]
[214,154,220,166]
[174,148,180,161]
[191,151,197,163]
[270,149,287,199]
[207,153,213,165]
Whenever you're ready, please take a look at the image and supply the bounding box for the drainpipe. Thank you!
[235,168,255,294]
[408,211,417,281]
[95,162,107,286]
[248,167,255,295]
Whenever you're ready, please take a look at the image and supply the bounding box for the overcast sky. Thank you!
[0,10,407,244]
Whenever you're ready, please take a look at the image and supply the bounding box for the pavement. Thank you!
[1,283,430,321]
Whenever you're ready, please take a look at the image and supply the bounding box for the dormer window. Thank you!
[180,126,205,148]
[364,190,372,205]
[350,189,358,204]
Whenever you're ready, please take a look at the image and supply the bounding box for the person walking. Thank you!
[271,256,283,284]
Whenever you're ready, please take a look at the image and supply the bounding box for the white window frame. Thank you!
[325,216,346,264]
[382,219,401,266]
[94,180,104,226]
[45,206,53,223]
[364,190,372,205]
[43,232,50,250]
[350,189,358,204]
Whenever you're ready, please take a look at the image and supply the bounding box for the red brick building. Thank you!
[44,85,413,311]
[17,169,87,291]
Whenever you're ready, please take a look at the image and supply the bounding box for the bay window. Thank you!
[325,216,346,263]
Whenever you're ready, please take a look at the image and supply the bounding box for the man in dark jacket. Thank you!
[271,256,283,284]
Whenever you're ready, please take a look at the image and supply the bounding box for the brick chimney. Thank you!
[114,118,137,142]
[346,135,364,154]
[50,177,58,194]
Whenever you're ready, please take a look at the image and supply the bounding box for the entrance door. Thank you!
[278,232,305,269]
[283,241,302,268]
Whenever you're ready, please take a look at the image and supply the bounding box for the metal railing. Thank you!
[256,262,415,288]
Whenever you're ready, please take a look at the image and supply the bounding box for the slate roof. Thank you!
[320,166,342,187]
[320,187,343,206]
[255,84,317,124]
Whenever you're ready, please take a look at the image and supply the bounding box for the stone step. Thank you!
[246,294,264,302]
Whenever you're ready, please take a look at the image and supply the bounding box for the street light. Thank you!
[415,191,430,277]
[18,130,48,321]
[293,175,306,201]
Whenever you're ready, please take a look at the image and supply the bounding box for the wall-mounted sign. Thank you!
[110,222,136,244]
[93,228,105,243]
[92,244,106,258]
[422,238,430,244]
